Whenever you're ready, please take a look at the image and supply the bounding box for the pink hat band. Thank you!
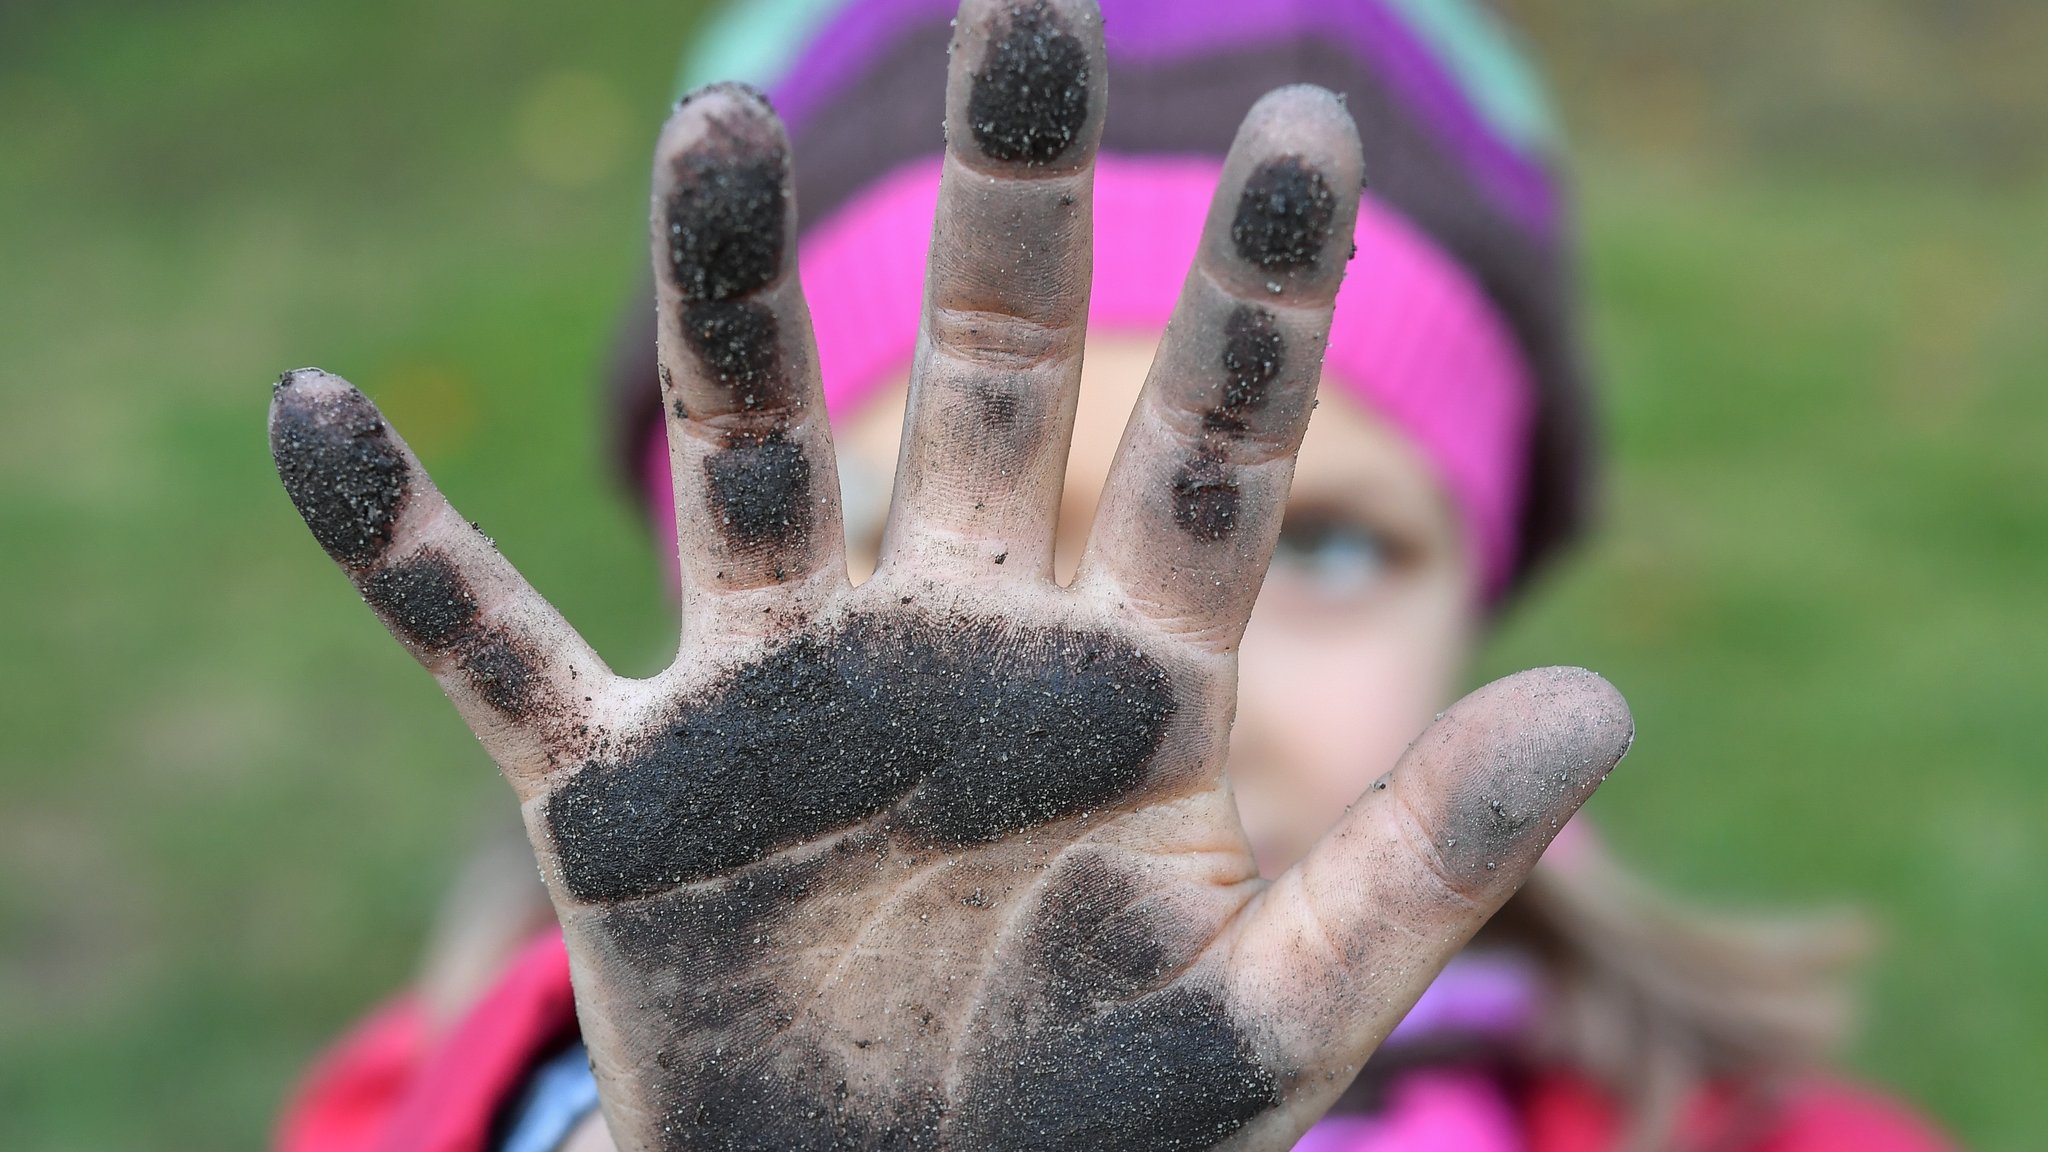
[651,153,1533,596]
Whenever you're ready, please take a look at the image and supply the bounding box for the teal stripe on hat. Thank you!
[1380,0,1560,155]
[674,0,848,97]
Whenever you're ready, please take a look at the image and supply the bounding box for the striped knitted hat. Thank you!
[609,0,1596,598]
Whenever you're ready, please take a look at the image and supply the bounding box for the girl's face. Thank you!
[835,335,1481,877]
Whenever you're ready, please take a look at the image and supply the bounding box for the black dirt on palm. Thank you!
[588,837,953,1150]
[967,1,1091,165]
[564,760,1273,1152]
[947,854,1279,1149]
[270,374,410,567]
[544,612,1176,904]
[1231,156,1338,272]
[953,982,1278,1150]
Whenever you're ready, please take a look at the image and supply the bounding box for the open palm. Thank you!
[269,1,1631,1148]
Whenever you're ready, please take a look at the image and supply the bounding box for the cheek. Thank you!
[1229,590,1473,868]
[1259,638,1438,803]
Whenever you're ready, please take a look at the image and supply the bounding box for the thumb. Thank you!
[1225,666,1633,1129]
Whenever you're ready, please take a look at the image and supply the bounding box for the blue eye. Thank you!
[1273,511,1391,599]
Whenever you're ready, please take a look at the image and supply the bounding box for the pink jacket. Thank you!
[277,931,1952,1152]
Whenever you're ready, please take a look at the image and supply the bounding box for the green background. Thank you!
[1,1,2042,1148]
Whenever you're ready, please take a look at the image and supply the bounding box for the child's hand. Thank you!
[269,1,1631,1147]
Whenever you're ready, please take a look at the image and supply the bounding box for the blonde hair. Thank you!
[1501,834,1873,1151]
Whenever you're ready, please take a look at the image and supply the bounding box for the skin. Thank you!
[268,1,1634,1148]
[837,337,1480,883]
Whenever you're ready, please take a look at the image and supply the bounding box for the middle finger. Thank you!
[879,0,1108,582]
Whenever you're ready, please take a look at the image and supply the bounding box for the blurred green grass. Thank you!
[1,2,2042,1149]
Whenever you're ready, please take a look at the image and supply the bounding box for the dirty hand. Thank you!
[268,1,1632,1147]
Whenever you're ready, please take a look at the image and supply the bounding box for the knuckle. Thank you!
[928,306,1079,372]
[1391,789,1497,913]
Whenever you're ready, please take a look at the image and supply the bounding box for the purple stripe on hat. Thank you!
[1094,0,1556,235]
[763,0,1555,234]
[766,0,950,135]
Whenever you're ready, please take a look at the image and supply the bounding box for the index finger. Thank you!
[1076,85,1365,650]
